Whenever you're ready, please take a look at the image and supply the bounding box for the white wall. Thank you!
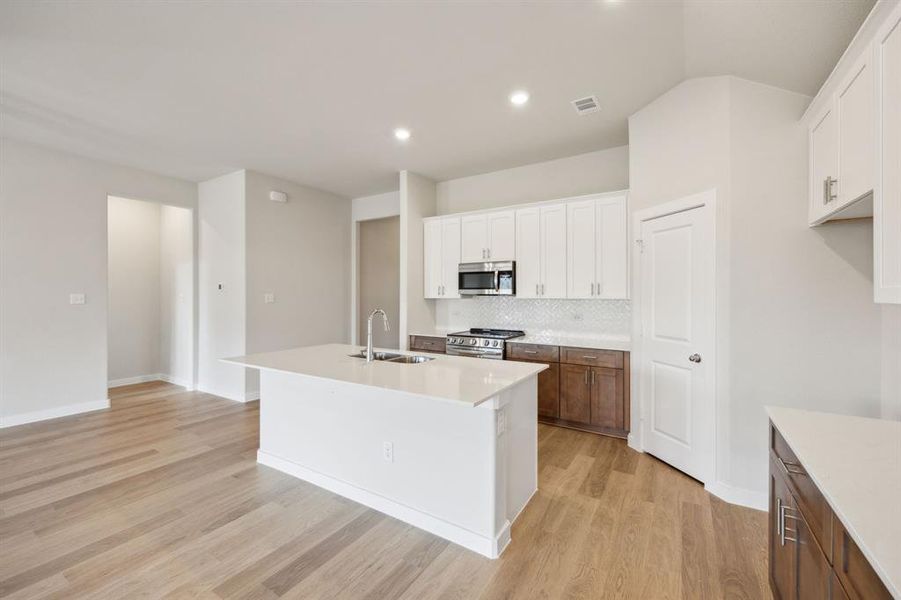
[399,171,438,348]
[0,139,196,427]
[436,146,629,215]
[244,170,351,395]
[160,204,194,388]
[198,170,247,402]
[352,191,400,222]
[882,305,901,420]
[628,76,884,506]
[107,196,161,383]
[358,216,400,349]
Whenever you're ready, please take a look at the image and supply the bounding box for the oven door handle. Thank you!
[494,270,499,292]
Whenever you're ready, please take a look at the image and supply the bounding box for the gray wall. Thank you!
[358,216,400,349]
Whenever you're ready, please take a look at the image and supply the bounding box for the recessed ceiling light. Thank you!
[509,91,530,106]
[394,128,411,141]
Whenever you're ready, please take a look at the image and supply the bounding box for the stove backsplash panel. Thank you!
[435,297,631,337]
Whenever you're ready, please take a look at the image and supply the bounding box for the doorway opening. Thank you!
[107,195,194,392]
[356,216,400,349]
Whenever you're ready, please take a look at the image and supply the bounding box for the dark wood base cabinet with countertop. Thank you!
[769,423,891,600]
[507,342,629,439]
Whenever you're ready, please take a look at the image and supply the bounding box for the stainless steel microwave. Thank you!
[458,261,515,296]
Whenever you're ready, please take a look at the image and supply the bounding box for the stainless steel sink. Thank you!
[348,350,434,364]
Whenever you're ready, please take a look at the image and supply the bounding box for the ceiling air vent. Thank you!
[571,95,600,115]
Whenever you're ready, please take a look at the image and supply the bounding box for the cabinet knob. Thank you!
[689,353,702,363]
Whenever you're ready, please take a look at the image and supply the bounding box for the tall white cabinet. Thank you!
[566,193,629,299]
[423,216,461,299]
[515,204,567,298]
[875,1,901,303]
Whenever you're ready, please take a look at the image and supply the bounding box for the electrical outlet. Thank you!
[572,313,584,322]
[69,293,85,305]
[264,293,275,304]
[496,408,506,436]
[382,441,394,463]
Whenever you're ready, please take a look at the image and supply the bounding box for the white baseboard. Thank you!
[705,480,767,511]
[157,373,194,390]
[108,374,162,388]
[0,399,110,429]
[195,385,248,403]
[245,390,260,402]
[257,450,508,558]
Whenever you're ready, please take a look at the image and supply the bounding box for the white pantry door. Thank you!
[638,198,714,483]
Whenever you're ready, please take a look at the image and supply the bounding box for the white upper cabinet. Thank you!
[875,1,901,304]
[461,210,515,262]
[567,193,629,300]
[516,204,567,298]
[807,26,876,225]
[423,216,460,299]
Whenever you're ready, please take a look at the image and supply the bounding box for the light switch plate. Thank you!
[264,293,275,304]
[69,293,85,305]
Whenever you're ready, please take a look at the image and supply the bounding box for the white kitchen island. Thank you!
[223,343,546,558]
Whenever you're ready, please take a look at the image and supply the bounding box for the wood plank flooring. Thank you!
[0,381,770,599]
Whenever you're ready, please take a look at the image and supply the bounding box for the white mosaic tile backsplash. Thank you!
[435,297,631,337]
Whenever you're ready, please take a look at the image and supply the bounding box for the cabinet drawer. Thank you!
[770,425,833,562]
[832,516,892,600]
[561,347,623,369]
[409,335,446,353]
[507,343,559,362]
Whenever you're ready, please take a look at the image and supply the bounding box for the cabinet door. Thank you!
[796,505,832,600]
[837,52,875,206]
[809,102,839,225]
[567,199,596,298]
[487,210,515,261]
[596,195,629,299]
[423,219,442,298]
[875,3,901,304]
[589,367,623,430]
[540,204,568,298]
[537,362,560,419]
[441,217,461,298]
[769,462,796,600]
[515,207,540,298]
[560,364,591,423]
[460,214,488,263]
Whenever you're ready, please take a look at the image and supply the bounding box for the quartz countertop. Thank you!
[766,406,901,598]
[224,343,546,407]
[510,334,631,352]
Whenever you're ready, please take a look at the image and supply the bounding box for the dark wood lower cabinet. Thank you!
[560,364,591,423]
[769,423,892,600]
[589,366,624,430]
[536,362,560,419]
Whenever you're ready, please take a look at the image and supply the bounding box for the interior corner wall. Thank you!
[107,196,162,383]
[160,204,194,388]
[198,170,247,402]
[244,170,351,396]
[882,305,901,420]
[436,146,629,215]
[0,139,196,427]
[399,171,437,348]
[628,76,885,505]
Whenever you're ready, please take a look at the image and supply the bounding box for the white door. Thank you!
[516,208,540,298]
[837,53,874,206]
[567,199,596,298]
[638,196,714,483]
[487,210,515,261]
[461,215,488,263]
[809,103,839,224]
[540,204,567,298]
[423,219,442,298]
[596,195,628,299]
[441,217,461,298]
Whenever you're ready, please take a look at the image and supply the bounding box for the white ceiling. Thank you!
[0,1,874,198]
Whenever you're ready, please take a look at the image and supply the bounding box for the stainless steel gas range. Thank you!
[445,328,525,360]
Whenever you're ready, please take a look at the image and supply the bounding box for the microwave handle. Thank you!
[494,271,500,291]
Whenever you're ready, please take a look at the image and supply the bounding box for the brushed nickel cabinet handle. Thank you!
[582,355,597,360]
[524,350,538,355]
[779,458,807,476]
[591,370,595,384]
[584,370,589,385]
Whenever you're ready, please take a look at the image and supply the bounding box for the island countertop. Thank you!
[224,343,547,407]
[766,406,901,598]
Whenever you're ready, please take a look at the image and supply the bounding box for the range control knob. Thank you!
[469,339,476,345]
[483,339,490,346]
[492,340,500,347]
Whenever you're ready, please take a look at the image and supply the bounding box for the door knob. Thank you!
[689,354,702,363]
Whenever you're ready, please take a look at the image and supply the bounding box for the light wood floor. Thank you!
[0,381,770,599]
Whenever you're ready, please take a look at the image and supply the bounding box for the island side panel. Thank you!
[503,376,538,525]
[257,369,498,551]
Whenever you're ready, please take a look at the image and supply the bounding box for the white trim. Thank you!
[245,390,260,402]
[705,480,767,511]
[630,189,718,487]
[195,385,248,403]
[258,449,513,559]
[108,374,163,388]
[158,373,194,390]
[424,188,631,221]
[0,399,110,428]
